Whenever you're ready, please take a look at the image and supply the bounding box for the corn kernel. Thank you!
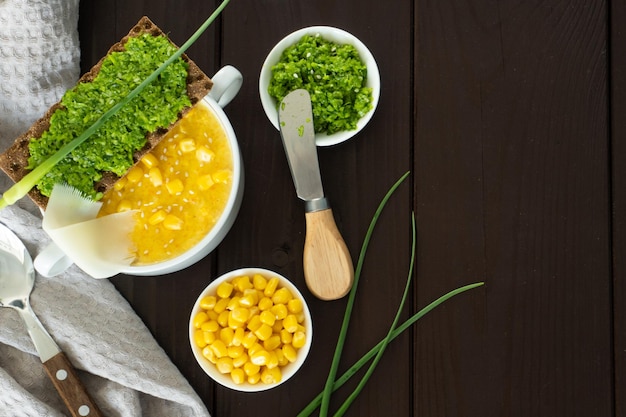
[214,297,230,314]
[296,311,306,323]
[200,296,217,310]
[228,345,245,359]
[244,361,260,377]
[202,346,217,364]
[227,297,241,311]
[198,174,215,191]
[272,319,283,333]
[287,298,303,314]
[210,340,228,358]
[239,289,259,308]
[126,166,144,183]
[179,138,196,153]
[283,314,299,333]
[266,351,280,370]
[163,214,183,230]
[213,169,231,184]
[280,329,293,345]
[277,349,289,367]
[193,312,208,329]
[228,313,246,330]
[196,145,215,163]
[263,335,282,351]
[234,275,253,292]
[254,324,273,341]
[247,315,262,332]
[248,306,260,318]
[203,331,216,345]
[216,357,234,374]
[248,372,261,385]
[231,307,250,324]
[292,331,306,349]
[201,320,219,333]
[258,297,273,311]
[253,274,267,290]
[148,167,163,186]
[272,287,293,305]
[250,349,271,366]
[217,310,229,328]
[220,327,234,346]
[241,331,258,349]
[193,330,207,348]
[232,352,249,368]
[282,344,297,363]
[117,200,132,213]
[148,210,167,225]
[259,310,276,327]
[264,277,279,297]
[113,177,127,191]
[230,368,245,385]
[270,304,288,320]
[261,367,282,384]
[217,282,234,299]
[165,178,184,195]
[141,153,159,169]
[232,327,245,347]
[248,343,264,356]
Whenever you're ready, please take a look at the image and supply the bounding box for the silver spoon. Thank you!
[0,222,103,417]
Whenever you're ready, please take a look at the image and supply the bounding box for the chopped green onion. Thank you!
[0,0,231,209]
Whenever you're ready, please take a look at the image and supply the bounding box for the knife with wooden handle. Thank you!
[278,89,354,300]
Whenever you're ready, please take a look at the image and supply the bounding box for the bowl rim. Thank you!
[188,267,313,392]
[259,25,381,147]
[120,95,243,275]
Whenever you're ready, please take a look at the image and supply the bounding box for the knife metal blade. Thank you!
[278,89,327,209]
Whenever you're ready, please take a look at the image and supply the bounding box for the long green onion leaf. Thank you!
[332,212,417,417]
[0,0,231,209]
[297,281,484,416]
[318,171,410,416]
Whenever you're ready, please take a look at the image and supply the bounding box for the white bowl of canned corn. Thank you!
[189,268,312,391]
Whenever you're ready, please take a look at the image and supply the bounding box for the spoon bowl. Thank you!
[0,222,103,417]
[0,224,35,307]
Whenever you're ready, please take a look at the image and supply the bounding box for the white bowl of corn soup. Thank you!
[189,268,313,392]
[97,66,244,276]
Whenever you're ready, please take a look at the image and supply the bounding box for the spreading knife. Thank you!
[278,89,354,300]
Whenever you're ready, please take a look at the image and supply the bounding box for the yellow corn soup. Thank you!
[98,101,233,265]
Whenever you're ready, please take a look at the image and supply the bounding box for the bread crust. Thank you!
[0,16,213,209]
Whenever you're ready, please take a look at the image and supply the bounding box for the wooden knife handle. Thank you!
[43,352,104,417]
[304,208,354,300]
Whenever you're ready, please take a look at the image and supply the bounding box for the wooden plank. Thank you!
[611,0,626,415]
[414,0,612,415]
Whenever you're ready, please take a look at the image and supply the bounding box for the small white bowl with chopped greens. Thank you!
[259,26,380,146]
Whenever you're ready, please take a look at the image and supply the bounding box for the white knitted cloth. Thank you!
[0,1,211,416]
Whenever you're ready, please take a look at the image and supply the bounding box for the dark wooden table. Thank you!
[78,1,623,416]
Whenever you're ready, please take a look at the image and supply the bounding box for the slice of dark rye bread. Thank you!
[0,16,213,210]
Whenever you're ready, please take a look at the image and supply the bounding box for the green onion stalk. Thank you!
[0,0,231,209]
[298,171,484,416]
